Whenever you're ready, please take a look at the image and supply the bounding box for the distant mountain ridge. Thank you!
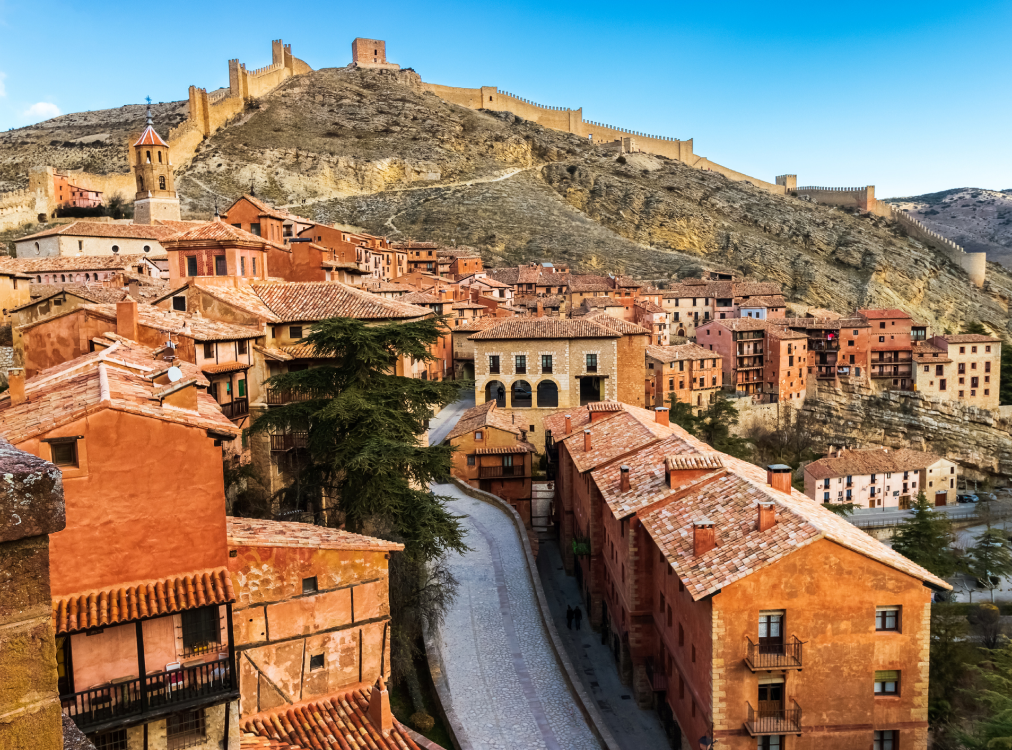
[885,188,1012,268]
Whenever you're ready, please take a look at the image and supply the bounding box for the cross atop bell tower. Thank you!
[133,97,180,224]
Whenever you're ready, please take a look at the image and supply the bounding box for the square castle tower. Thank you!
[351,39,400,70]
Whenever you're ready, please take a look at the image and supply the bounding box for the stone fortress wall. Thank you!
[0,40,311,234]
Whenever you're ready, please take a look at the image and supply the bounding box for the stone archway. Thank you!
[511,380,532,408]
[537,380,559,407]
[486,380,506,407]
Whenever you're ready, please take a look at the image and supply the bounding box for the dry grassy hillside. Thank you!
[0,101,186,193]
[3,66,1011,335]
[886,188,1012,268]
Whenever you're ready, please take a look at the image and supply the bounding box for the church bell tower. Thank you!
[133,98,180,224]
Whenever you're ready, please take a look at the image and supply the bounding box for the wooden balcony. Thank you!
[270,432,308,452]
[478,465,529,479]
[745,700,802,736]
[63,658,236,735]
[265,388,318,405]
[219,398,248,420]
[744,636,803,671]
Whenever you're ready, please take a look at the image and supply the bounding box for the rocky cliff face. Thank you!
[802,381,1012,482]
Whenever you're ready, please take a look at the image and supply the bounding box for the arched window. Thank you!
[111,245,119,254]
[84,273,90,281]
[511,380,532,408]
[61,274,66,282]
[537,380,559,407]
[36,275,41,282]
[157,151,162,163]
[486,380,506,408]
[34,242,40,254]
[159,176,166,190]
[146,150,151,163]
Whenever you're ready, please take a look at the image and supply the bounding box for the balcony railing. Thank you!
[744,636,803,671]
[265,388,318,405]
[63,659,234,735]
[745,699,802,736]
[219,398,248,419]
[479,465,528,479]
[809,340,840,351]
[270,432,308,452]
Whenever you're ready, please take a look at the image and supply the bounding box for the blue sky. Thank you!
[1,0,1009,197]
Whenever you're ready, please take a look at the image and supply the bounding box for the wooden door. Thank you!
[758,682,784,716]
[935,492,948,507]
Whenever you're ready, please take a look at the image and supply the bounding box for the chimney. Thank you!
[565,414,572,435]
[116,299,139,341]
[620,465,631,492]
[757,502,776,532]
[655,406,670,426]
[693,519,716,556]
[368,676,393,737]
[537,299,544,318]
[766,464,792,494]
[7,368,26,406]
[584,429,592,452]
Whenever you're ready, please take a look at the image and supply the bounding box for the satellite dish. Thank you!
[167,366,183,383]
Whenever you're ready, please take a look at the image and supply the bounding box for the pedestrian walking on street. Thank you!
[566,605,574,630]
[574,606,583,630]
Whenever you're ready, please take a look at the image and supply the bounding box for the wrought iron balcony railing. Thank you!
[744,635,803,671]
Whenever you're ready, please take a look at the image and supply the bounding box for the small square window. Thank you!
[874,730,899,750]
[309,653,325,671]
[238,340,248,356]
[302,577,318,594]
[467,455,475,466]
[475,431,483,441]
[203,342,214,359]
[875,670,900,695]
[290,325,303,339]
[172,296,186,312]
[50,441,78,467]
[876,606,900,631]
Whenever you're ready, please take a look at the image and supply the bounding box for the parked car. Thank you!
[957,494,979,503]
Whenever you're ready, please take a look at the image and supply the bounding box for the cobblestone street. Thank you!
[429,482,601,750]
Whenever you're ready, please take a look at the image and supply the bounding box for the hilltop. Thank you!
[3,65,1012,336]
[885,188,1012,268]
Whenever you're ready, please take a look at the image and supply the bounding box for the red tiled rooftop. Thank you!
[645,343,717,362]
[0,253,165,274]
[446,400,522,441]
[469,317,622,341]
[804,447,945,481]
[252,282,432,322]
[938,333,1000,344]
[134,124,168,147]
[857,308,913,320]
[53,566,234,635]
[14,221,182,242]
[227,517,404,552]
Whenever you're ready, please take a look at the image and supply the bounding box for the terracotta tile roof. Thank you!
[639,451,950,599]
[588,401,624,413]
[464,276,511,288]
[579,310,651,336]
[661,282,725,299]
[666,453,725,471]
[611,275,643,288]
[938,333,1000,344]
[280,343,328,359]
[557,408,677,474]
[398,291,443,305]
[17,284,132,311]
[702,318,769,332]
[75,303,263,342]
[254,344,292,361]
[53,566,234,635]
[804,447,946,481]
[737,295,786,308]
[635,300,666,313]
[646,343,716,362]
[488,265,544,286]
[451,317,504,333]
[469,317,621,341]
[446,400,522,441]
[543,406,593,437]
[0,339,237,444]
[766,326,808,341]
[475,444,536,454]
[361,281,414,293]
[0,253,164,273]
[579,297,626,309]
[134,124,168,147]
[223,195,310,225]
[733,281,783,297]
[568,274,613,292]
[857,308,913,320]
[516,295,565,309]
[912,342,951,363]
[163,220,283,250]
[251,282,431,322]
[239,686,426,750]
[778,316,869,330]
[450,301,487,310]
[182,282,281,323]
[227,518,404,552]
[202,360,251,375]
[14,221,182,242]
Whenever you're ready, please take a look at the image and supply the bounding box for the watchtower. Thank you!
[351,38,400,70]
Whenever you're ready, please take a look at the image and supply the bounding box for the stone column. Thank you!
[0,440,67,750]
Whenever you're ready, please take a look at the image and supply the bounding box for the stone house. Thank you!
[924,333,1001,409]
[804,447,959,509]
[13,221,181,259]
[549,401,948,749]
[446,400,536,523]
[660,280,783,338]
[0,253,166,285]
[858,309,918,392]
[226,518,402,717]
[222,194,312,247]
[0,340,242,750]
[469,317,648,450]
[645,343,722,411]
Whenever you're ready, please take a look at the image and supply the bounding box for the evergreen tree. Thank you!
[248,315,468,681]
[958,642,1012,750]
[891,492,959,578]
[693,393,751,459]
[966,525,1012,603]
[665,394,700,434]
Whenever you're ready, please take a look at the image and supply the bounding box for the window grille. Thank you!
[91,730,128,750]
[167,709,206,750]
[180,606,221,656]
